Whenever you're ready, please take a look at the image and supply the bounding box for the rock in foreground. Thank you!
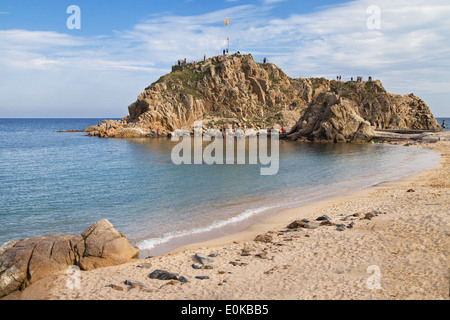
[0,219,138,298]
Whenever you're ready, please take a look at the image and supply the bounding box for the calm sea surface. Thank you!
[0,119,440,254]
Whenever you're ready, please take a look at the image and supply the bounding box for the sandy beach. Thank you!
[11,137,450,300]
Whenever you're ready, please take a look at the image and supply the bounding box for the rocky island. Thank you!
[85,54,441,142]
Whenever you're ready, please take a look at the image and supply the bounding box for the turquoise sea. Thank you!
[0,119,440,255]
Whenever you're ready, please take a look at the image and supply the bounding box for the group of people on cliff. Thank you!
[350,76,365,82]
[337,75,373,82]
[177,58,187,66]
[177,50,244,67]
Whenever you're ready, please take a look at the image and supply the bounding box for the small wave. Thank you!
[137,206,272,250]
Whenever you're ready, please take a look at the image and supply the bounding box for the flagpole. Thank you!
[225,17,229,53]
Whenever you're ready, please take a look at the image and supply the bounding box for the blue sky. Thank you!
[0,0,449,117]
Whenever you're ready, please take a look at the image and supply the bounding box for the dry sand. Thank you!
[16,139,450,300]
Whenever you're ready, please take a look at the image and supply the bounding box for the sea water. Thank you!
[0,119,440,255]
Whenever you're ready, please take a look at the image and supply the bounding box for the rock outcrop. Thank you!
[288,80,441,142]
[127,54,310,130]
[288,92,376,142]
[87,54,312,138]
[0,219,138,298]
[71,219,139,271]
[86,54,441,141]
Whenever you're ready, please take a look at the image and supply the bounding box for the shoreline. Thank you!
[142,148,437,258]
[138,142,439,257]
[167,144,444,255]
[6,134,450,300]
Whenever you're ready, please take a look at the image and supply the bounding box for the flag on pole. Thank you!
[225,18,230,52]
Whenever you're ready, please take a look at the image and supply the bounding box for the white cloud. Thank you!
[0,0,449,117]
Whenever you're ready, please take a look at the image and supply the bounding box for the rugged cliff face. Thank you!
[86,54,440,140]
[288,80,441,142]
[126,54,310,131]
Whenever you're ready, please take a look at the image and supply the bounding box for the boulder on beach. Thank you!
[148,269,180,281]
[72,219,139,271]
[254,234,274,243]
[287,220,305,229]
[0,219,139,298]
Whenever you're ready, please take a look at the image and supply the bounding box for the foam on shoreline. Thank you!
[136,144,440,257]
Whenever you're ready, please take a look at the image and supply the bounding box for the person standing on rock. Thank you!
[381,120,385,129]
[442,120,447,130]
